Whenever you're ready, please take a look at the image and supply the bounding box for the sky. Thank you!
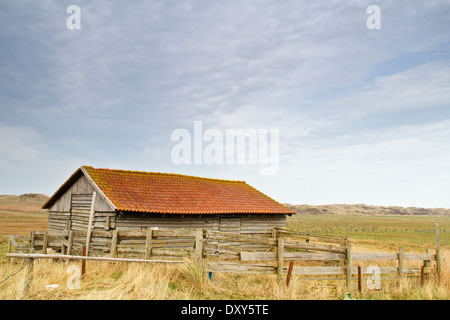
[1,1,450,208]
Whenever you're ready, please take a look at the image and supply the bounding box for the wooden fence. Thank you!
[7,227,442,290]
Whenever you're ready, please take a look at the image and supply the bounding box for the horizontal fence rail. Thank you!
[6,253,183,264]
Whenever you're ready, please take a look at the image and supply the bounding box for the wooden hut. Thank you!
[42,166,294,253]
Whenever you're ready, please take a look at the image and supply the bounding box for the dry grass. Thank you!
[1,253,448,300]
[0,259,325,300]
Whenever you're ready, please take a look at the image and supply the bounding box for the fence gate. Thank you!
[69,193,95,232]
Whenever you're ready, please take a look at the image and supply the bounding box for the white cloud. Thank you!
[361,61,450,114]
[0,126,42,161]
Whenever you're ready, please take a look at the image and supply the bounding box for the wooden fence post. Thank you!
[435,220,440,248]
[110,230,118,258]
[8,236,19,264]
[420,265,425,286]
[67,230,74,256]
[435,221,441,284]
[398,247,404,281]
[19,258,34,299]
[195,229,204,261]
[424,248,430,268]
[81,246,86,275]
[421,248,431,285]
[42,232,48,254]
[346,243,352,290]
[29,231,35,253]
[341,237,348,267]
[357,266,362,293]
[145,228,153,260]
[436,248,441,284]
[277,237,284,284]
[340,236,347,248]
[7,236,11,255]
[272,228,277,239]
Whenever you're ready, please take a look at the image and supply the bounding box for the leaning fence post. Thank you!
[19,258,34,299]
[286,260,295,286]
[346,243,352,290]
[277,237,284,284]
[85,192,97,257]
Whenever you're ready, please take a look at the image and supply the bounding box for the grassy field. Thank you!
[0,210,48,236]
[287,214,450,251]
[0,210,449,300]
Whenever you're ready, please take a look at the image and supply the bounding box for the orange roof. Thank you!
[43,166,294,215]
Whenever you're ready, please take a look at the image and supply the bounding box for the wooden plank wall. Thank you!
[116,213,286,235]
[219,217,241,233]
[241,215,285,235]
[116,213,219,232]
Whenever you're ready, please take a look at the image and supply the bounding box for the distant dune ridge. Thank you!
[0,193,448,216]
[284,203,450,216]
[0,193,49,211]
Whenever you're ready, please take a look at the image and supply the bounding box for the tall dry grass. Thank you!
[0,258,339,300]
[1,255,448,300]
[1,238,449,300]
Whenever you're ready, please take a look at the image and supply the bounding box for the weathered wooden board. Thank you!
[207,262,276,274]
[206,230,277,246]
[240,251,346,261]
[284,240,346,254]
